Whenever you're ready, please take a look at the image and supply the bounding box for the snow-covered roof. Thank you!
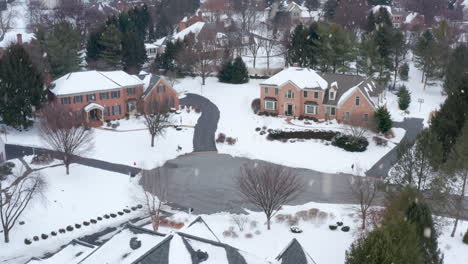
[50,71,143,96]
[371,5,392,15]
[405,12,418,24]
[84,103,104,112]
[276,239,317,264]
[337,83,362,106]
[173,22,205,41]
[145,43,157,49]
[180,216,221,242]
[155,37,167,46]
[261,67,328,90]
[79,226,166,264]
[26,240,96,264]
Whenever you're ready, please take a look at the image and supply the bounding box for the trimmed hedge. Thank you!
[463,229,468,244]
[332,135,369,152]
[267,130,339,141]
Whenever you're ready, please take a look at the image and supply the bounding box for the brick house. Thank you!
[259,67,385,126]
[49,71,179,127]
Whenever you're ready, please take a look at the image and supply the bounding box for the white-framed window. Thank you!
[111,91,120,98]
[264,87,269,94]
[363,113,369,121]
[314,92,319,99]
[86,94,96,102]
[356,96,360,106]
[345,112,350,121]
[303,91,308,97]
[264,100,277,110]
[112,105,121,115]
[61,97,71,104]
[285,90,294,98]
[326,106,336,116]
[73,95,83,104]
[305,104,317,115]
[329,91,336,100]
[275,88,279,95]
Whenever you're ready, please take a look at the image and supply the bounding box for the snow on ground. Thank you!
[386,56,446,127]
[157,202,468,264]
[175,77,404,174]
[3,111,200,169]
[0,0,35,48]
[0,159,145,264]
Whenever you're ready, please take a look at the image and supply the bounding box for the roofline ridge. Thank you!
[96,71,123,87]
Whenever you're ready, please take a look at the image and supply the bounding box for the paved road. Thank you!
[180,93,219,152]
[5,144,141,176]
[365,118,424,178]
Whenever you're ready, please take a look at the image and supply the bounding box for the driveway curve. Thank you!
[180,93,219,152]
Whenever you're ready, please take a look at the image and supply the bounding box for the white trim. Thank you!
[84,103,105,112]
[304,104,318,115]
[264,100,277,110]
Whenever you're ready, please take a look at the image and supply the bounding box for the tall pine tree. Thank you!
[97,24,122,70]
[0,44,45,129]
[43,21,81,78]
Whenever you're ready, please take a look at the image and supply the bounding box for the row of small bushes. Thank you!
[257,112,279,117]
[267,130,339,141]
[332,135,369,152]
[24,205,143,245]
[216,133,237,145]
[297,116,319,122]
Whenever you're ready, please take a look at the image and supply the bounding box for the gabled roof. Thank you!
[180,216,221,242]
[25,240,97,264]
[78,224,166,264]
[276,239,317,264]
[50,71,143,96]
[319,73,384,108]
[261,67,328,90]
[173,22,206,41]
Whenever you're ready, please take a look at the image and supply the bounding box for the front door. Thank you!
[127,100,137,115]
[286,104,294,116]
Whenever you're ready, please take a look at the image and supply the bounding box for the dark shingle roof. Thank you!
[276,239,317,264]
[142,75,161,98]
[319,73,384,107]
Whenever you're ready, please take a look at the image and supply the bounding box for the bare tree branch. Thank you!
[139,168,168,232]
[139,96,171,148]
[236,163,304,230]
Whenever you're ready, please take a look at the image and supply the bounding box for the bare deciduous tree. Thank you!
[247,35,262,69]
[0,5,17,41]
[38,103,94,175]
[348,175,379,231]
[140,168,168,232]
[230,214,249,232]
[0,165,45,243]
[236,163,304,230]
[261,32,277,73]
[140,96,171,148]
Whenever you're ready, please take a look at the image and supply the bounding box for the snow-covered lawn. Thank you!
[175,77,404,174]
[0,159,144,264]
[161,202,468,264]
[386,56,446,127]
[3,111,200,169]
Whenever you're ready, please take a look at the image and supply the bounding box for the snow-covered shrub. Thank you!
[226,137,237,145]
[216,133,226,143]
[329,225,338,230]
[66,226,73,231]
[131,206,137,211]
[123,209,131,213]
[231,215,249,232]
[0,162,14,176]
[118,211,124,216]
[41,234,48,240]
[90,219,97,224]
[254,230,261,235]
[33,236,39,241]
[341,226,350,232]
[308,208,319,219]
[295,210,310,221]
[287,216,299,226]
[97,217,103,221]
[83,221,90,226]
[337,221,343,226]
[31,153,53,165]
[110,213,117,218]
[245,233,253,238]
[255,127,261,132]
[275,214,287,223]
[59,229,66,234]
[136,204,143,209]
[250,220,258,229]
[104,214,110,219]
[463,229,468,244]
[24,238,32,245]
[75,224,81,229]
[332,135,369,152]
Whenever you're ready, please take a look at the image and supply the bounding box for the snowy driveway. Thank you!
[180,93,219,152]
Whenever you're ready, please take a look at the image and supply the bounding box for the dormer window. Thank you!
[329,90,336,100]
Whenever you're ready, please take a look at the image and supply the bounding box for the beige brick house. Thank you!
[259,67,386,126]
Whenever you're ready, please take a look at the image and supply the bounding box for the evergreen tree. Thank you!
[391,31,408,89]
[375,7,393,27]
[97,24,122,70]
[443,44,468,95]
[323,0,339,21]
[218,59,233,83]
[287,24,320,68]
[0,44,45,129]
[374,106,392,133]
[430,74,468,161]
[405,201,444,264]
[345,217,423,264]
[86,27,104,68]
[399,62,409,81]
[397,85,411,111]
[121,23,147,74]
[356,33,382,76]
[304,0,320,10]
[414,30,437,89]
[317,23,353,73]
[463,230,468,244]
[366,11,376,33]
[373,24,394,83]
[43,21,81,78]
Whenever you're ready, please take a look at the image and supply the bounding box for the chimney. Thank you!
[16,34,22,45]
